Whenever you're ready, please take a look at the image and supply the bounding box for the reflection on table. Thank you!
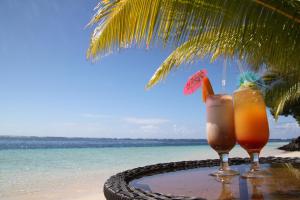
[130,163,300,199]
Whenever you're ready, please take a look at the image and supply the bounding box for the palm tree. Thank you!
[263,70,300,123]
[87,0,300,117]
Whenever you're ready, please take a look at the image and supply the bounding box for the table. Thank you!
[103,157,300,200]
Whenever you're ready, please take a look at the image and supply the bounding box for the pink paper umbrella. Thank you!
[184,69,207,95]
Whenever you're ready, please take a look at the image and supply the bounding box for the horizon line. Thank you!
[0,135,293,140]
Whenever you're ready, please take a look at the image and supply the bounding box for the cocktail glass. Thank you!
[206,94,239,176]
[233,87,270,178]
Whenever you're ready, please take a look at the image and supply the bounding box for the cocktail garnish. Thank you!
[238,71,265,90]
[183,69,214,102]
[202,77,214,102]
[183,69,207,95]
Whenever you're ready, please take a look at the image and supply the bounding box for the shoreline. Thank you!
[275,150,300,158]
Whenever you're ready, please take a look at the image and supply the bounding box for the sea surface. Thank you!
[0,137,289,200]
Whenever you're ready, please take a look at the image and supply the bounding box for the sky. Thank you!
[0,0,299,139]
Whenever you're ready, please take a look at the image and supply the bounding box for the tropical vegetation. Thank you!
[87,0,300,121]
[263,70,300,124]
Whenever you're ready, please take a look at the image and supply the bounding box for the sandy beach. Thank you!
[275,151,300,158]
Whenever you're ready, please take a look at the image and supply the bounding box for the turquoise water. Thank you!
[0,142,287,200]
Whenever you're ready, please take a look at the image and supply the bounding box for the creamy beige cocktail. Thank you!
[206,94,238,176]
[184,73,239,176]
[206,94,236,153]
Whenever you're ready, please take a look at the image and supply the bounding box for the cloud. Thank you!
[140,125,160,133]
[123,117,170,125]
[269,120,300,139]
[123,117,171,135]
[81,113,113,119]
[272,122,299,129]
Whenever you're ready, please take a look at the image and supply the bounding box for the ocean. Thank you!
[0,137,207,149]
[0,137,289,200]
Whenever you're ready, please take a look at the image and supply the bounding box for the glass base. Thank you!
[210,169,240,177]
[241,169,271,179]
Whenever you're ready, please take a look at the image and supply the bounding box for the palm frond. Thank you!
[87,0,300,62]
[146,36,204,88]
[146,25,300,88]
[87,0,300,92]
[263,70,300,120]
[274,83,300,117]
[87,0,226,58]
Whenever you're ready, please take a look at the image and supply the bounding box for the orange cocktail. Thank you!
[233,87,269,178]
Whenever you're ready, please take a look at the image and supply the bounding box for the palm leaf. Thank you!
[146,31,240,88]
[263,70,300,120]
[87,0,225,58]
[146,25,300,88]
[87,0,300,88]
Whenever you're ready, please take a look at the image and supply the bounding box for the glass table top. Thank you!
[130,163,300,199]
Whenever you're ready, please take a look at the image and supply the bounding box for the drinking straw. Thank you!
[237,60,245,74]
[222,58,227,93]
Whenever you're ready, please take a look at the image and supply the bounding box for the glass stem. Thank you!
[250,152,260,172]
[219,153,230,171]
